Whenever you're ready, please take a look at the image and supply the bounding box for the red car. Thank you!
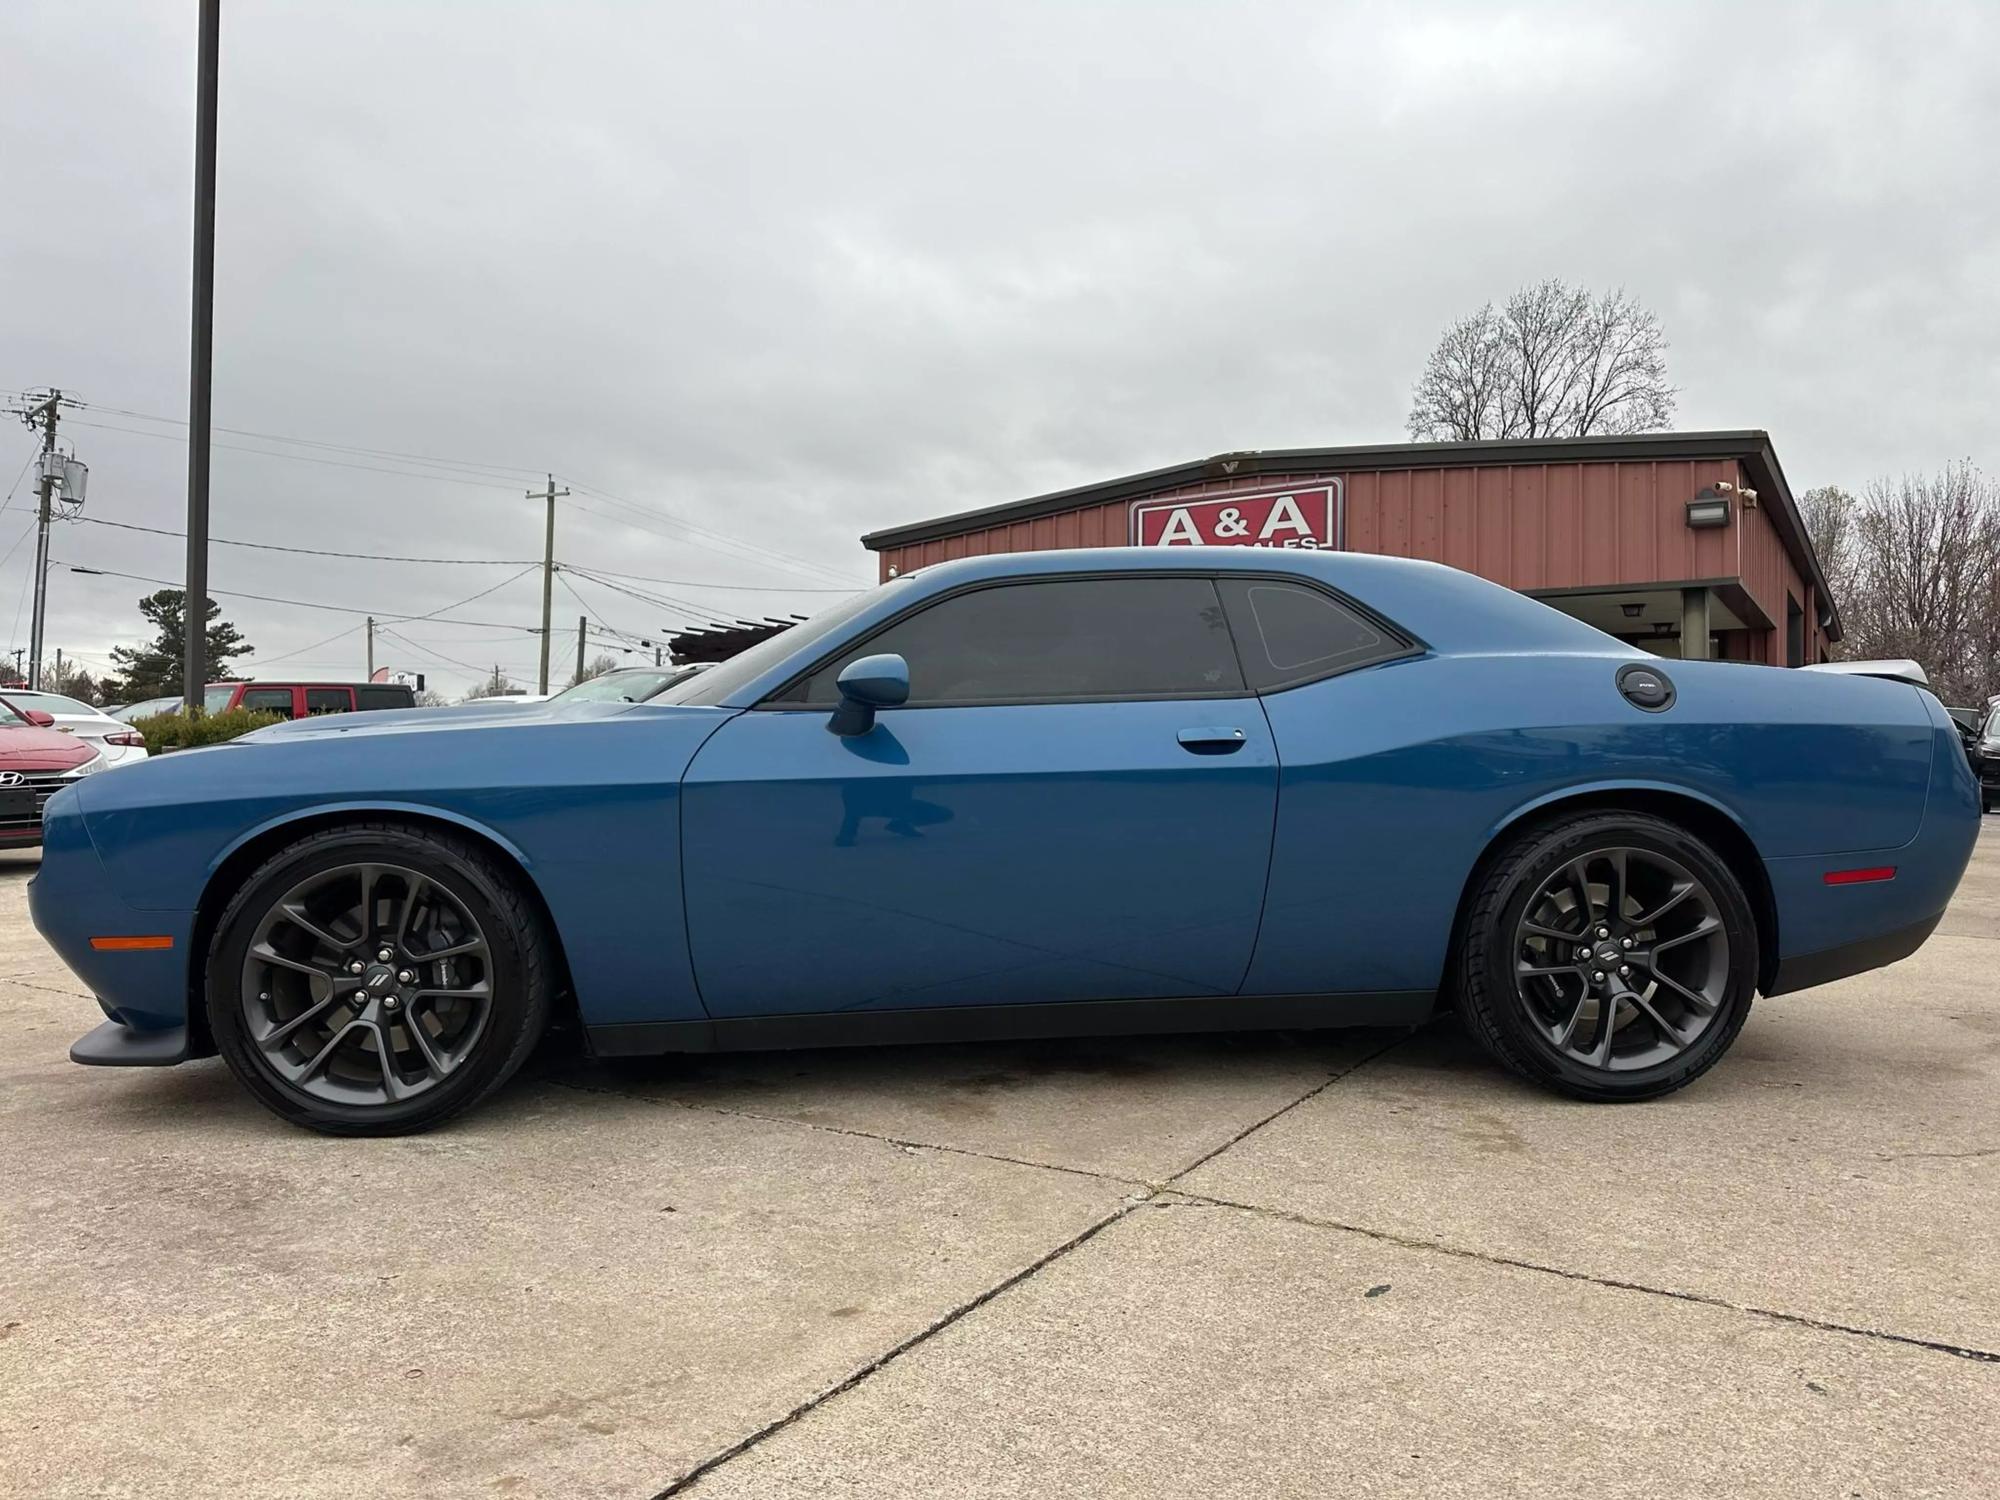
[0,697,102,846]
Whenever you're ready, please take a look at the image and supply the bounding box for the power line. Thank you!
[57,562,544,631]
[564,562,857,593]
[72,515,539,566]
[254,621,368,668]
[61,418,529,492]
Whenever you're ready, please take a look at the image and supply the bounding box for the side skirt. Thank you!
[585,990,1437,1057]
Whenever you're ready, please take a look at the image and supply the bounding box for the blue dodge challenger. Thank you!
[31,548,1978,1134]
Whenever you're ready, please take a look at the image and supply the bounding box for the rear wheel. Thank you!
[1456,811,1757,1101]
[207,822,552,1135]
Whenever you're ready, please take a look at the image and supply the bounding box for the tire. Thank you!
[1454,810,1757,1102]
[206,821,553,1135]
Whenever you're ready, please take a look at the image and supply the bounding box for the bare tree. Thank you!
[462,666,518,702]
[1834,463,2000,704]
[569,652,619,688]
[1408,280,1675,441]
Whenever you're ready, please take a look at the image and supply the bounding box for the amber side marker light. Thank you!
[88,935,175,951]
[1823,867,1896,886]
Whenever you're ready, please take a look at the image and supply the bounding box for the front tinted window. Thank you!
[1217,578,1402,691]
[797,577,1245,706]
[203,686,236,712]
[305,688,353,715]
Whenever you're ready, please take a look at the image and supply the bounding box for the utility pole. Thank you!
[530,473,569,693]
[24,389,59,689]
[574,615,586,685]
[182,0,221,713]
[365,616,375,679]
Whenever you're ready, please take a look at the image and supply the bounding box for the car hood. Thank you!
[241,699,640,742]
[0,726,96,767]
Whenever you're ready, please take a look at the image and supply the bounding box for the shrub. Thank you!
[130,707,284,752]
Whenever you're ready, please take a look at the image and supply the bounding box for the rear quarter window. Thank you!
[1217,578,1409,691]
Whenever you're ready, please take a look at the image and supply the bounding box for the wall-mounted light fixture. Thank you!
[1621,602,1645,619]
[1686,487,1732,529]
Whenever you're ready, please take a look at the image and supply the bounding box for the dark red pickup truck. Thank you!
[202,681,417,719]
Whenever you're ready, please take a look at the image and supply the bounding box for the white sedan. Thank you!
[0,690,149,768]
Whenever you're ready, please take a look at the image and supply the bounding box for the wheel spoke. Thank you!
[1591,995,1620,1066]
[405,1012,452,1079]
[412,979,491,1001]
[1626,988,1693,1050]
[1522,920,1581,944]
[255,991,345,1050]
[1632,882,1694,929]
[278,1017,366,1084]
[1553,994,1591,1050]
[248,942,336,998]
[1566,858,1596,928]
[1650,916,1721,956]
[357,865,381,943]
[371,1017,409,1101]
[1650,967,1720,1016]
[394,875,432,954]
[1607,849,1629,925]
[277,902,355,953]
[418,937,488,962]
[1517,963,1577,979]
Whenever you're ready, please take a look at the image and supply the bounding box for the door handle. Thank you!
[1177,726,1248,753]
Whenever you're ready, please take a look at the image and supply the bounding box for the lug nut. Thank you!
[1620,937,1633,950]
[347,959,365,975]
[397,969,415,985]
[1576,946,1591,961]
[1618,964,1630,977]
[383,995,400,1010]
[1592,970,1605,984]
[377,947,394,963]
[1596,927,1610,939]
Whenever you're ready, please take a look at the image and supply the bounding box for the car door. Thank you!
[237,686,297,720]
[680,574,1280,1018]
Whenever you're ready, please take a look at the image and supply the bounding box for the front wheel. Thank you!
[207,822,553,1135]
[1455,811,1758,1101]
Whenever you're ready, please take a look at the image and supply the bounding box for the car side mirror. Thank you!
[22,709,55,728]
[828,653,909,737]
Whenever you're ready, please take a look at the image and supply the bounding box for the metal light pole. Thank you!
[182,0,220,712]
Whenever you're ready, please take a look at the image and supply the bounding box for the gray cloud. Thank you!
[4,0,1995,693]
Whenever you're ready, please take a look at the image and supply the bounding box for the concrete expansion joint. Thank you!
[1159,1189,2000,1367]
[651,1194,1156,1497]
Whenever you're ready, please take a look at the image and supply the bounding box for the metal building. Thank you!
[860,431,1836,665]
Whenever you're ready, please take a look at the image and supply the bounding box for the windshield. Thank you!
[16,691,95,715]
[552,667,690,704]
[654,586,888,707]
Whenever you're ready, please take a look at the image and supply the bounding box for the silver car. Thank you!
[0,690,150,769]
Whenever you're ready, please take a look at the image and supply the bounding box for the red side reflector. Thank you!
[89,935,175,951]
[1823,867,1896,886]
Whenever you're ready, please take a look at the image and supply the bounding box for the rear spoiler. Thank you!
[1800,659,1930,688]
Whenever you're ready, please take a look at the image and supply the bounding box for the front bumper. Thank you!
[71,1019,193,1066]
[28,787,200,1062]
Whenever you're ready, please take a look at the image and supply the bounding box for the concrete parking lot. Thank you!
[3,836,1997,1499]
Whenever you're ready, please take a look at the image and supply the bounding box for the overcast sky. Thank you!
[4,0,1996,697]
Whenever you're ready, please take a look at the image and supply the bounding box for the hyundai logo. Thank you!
[0,772,23,787]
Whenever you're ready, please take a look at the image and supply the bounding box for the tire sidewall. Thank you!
[1478,814,1757,1097]
[208,828,538,1133]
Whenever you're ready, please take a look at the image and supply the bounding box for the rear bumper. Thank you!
[1763,911,1943,996]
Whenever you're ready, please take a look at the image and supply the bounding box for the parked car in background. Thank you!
[0,689,149,769]
[111,696,182,723]
[0,697,102,845]
[202,681,417,719]
[1975,704,2000,813]
[32,549,1979,1135]
[546,662,708,705]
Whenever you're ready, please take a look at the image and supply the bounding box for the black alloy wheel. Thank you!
[1456,811,1757,1101]
[207,823,553,1134]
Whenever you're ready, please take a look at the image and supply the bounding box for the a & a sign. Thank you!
[1130,481,1343,549]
